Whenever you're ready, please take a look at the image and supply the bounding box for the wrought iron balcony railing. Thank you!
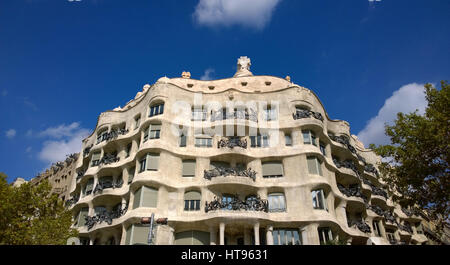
[99,152,120,166]
[96,128,129,145]
[292,109,324,122]
[204,166,257,181]
[333,158,361,177]
[211,109,258,122]
[93,178,124,195]
[398,223,413,234]
[217,137,247,149]
[65,194,80,207]
[347,219,372,233]
[205,196,268,213]
[83,145,93,157]
[85,204,128,230]
[337,183,368,202]
[76,170,85,181]
[367,205,397,224]
[402,207,421,217]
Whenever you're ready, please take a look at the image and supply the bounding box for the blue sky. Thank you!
[1,0,449,183]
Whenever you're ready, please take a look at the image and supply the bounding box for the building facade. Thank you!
[67,57,428,245]
[12,153,78,202]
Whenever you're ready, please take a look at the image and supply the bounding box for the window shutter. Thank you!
[132,224,150,245]
[92,152,101,161]
[147,153,159,171]
[125,225,132,245]
[133,187,142,209]
[317,158,323,176]
[184,191,201,201]
[182,160,196,177]
[302,131,311,144]
[85,178,94,192]
[262,162,283,177]
[78,207,89,227]
[307,157,318,175]
[142,186,158,208]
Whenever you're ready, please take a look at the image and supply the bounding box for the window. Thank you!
[386,229,396,243]
[319,142,326,156]
[133,186,158,209]
[222,194,235,210]
[84,178,94,196]
[312,189,328,211]
[134,116,141,130]
[318,227,333,245]
[96,130,108,144]
[174,231,210,245]
[262,161,284,178]
[184,191,201,211]
[76,207,89,227]
[182,160,196,177]
[149,103,164,117]
[91,151,101,167]
[94,206,107,215]
[128,167,135,184]
[149,124,161,139]
[139,153,159,172]
[373,220,382,237]
[416,223,423,234]
[250,135,269,148]
[126,143,132,158]
[268,193,286,212]
[195,137,212,147]
[139,156,146,173]
[264,106,277,121]
[125,224,150,245]
[307,156,323,176]
[192,108,207,121]
[285,134,292,146]
[180,133,187,147]
[302,130,317,146]
[273,229,302,245]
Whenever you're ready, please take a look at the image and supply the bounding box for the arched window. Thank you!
[184,191,201,211]
[149,102,164,117]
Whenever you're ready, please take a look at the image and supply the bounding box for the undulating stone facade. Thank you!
[67,57,428,245]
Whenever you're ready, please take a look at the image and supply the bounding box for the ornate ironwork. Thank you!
[398,223,413,233]
[93,177,124,194]
[217,137,247,149]
[96,128,129,145]
[333,158,361,177]
[401,207,420,217]
[204,166,257,181]
[76,170,85,181]
[85,204,128,230]
[211,108,258,122]
[337,183,368,202]
[293,109,324,122]
[330,135,356,154]
[65,194,80,207]
[205,195,268,213]
[99,152,120,166]
[348,219,372,233]
[83,145,93,157]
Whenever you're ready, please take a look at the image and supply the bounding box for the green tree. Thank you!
[369,81,449,227]
[0,172,78,245]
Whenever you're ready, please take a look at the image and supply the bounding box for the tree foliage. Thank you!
[0,172,78,245]
[370,81,449,226]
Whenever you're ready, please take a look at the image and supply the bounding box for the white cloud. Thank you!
[357,83,427,147]
[37,122,90,164]
[200,68,215,80]
[5,129,16,139]
[193,0,281,30]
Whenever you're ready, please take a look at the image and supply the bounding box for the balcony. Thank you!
[333,158,361,177]
[76,170,85,182]
[347,219,372,233]
[85,204,128,230]
[293,109,323,122]
[217,137,247,149]
[96,128,129,145]
[402,207,421,217]
[211,108,258,122]
[205,196,268,213]
[83,145,93,157]
[204,166,257,181]
[65,194,80,207]
[330,135,356,154]
[398,223,413,234]
[93,178,124,195]
[337,183,368,202]
[99,152,120,166]
[367,205,397,224]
